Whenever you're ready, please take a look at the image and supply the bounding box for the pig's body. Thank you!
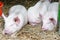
[3,5,28,36]
[42,2,58,31]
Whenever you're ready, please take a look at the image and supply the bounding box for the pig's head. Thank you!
[2,13,21,35]
[42,18,56,31]
[28,6,42,26]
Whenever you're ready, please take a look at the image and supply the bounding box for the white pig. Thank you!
[28,0,51,26]
[42,2,58,31]
[28,1,42,26]
[2,5,28,36]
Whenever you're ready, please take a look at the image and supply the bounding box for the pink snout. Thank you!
[30,22,40,26]
[4,29,12,35]
[30,20,41,26]
[30,22,37,26]
[42,26,48,31]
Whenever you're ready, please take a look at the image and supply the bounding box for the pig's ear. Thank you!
[14,17,20,24]
[2,13,7,20]
[49,18,56,25]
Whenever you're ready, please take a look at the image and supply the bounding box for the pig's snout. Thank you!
[3,29,12,35]
[5,32,9,35]
[42,26,48,31]
[30,22,36,26]
[30,19,41,26]
[30,22,40,26]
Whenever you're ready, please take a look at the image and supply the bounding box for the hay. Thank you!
[0,24,60,40]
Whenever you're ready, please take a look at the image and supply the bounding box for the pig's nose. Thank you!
[4,30,11,35]
[4,32,11,35]
[5,32,8,35]
[30,22,36,26]
[42,27,47,31]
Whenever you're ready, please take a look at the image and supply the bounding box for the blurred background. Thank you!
[0,0,58,16]
[0,0,59,8]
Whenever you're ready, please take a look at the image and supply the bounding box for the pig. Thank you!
[2,5,28,37]
[42,2,58,31]
[28,0,51,26]
[28,1,42,26]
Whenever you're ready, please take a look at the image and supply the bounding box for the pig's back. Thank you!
[9,5,27,15]
[48,2,58,11]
